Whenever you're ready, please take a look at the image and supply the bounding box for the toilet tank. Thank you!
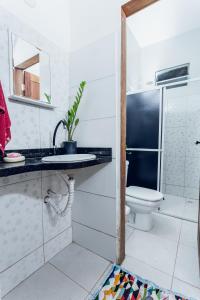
[126,160,129,186]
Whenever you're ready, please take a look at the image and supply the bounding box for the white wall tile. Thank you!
[185,156,200,189]
[70,34,116,87]
[165,95,187,128]
[165,185,184,197]
[75,160,116,198]
[0,247,44,297]
[72,222,116,262]
[0,172,41,187]
[70,76,116,121]
[42,174,72,242]
[165,154,185,186]
[44,227,72,262]
[0,179,43,272]
[184,187,199,200]
[39,109,66,148]
[73,191,116,237]
[74,117,116,157]
[7,103,41,150]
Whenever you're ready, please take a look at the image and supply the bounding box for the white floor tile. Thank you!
[126,224,134,241]
[3,264,87,300]
[172,278,200,300]
[174,244,200,288]
[50,243,110,292]
[180,220,198,248]
[126,230,177,275]
[122,256,172,290]
[160,194,185,219]
[89,264,114,296]
[151,214,181,243]
[159,194,198,222]
[183,199,198,223]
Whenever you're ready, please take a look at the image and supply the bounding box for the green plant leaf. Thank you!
[65,81,86,141]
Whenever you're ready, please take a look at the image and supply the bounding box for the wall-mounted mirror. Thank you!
[10,33,51,105]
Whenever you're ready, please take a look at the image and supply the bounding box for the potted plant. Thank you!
[63,81,86,154]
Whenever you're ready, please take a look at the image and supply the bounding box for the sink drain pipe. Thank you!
[44,173,75,217]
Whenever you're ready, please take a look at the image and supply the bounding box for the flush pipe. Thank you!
[44,173,75,217]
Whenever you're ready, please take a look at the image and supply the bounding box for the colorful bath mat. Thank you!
[91,265,193,300]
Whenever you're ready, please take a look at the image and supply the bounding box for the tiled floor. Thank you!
[3,243,111,300]
[3,214,199,300]
[159,194,198,222]
[125,213,200,299]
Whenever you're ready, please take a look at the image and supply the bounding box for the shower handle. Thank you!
[195,141,200,145]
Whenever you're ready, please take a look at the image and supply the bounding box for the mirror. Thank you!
[11,33,51,103]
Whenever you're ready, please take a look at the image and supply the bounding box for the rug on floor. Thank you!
[91,265,193,300]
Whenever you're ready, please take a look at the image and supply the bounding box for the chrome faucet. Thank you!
[53,120,66,155]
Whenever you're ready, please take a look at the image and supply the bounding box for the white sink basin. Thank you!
[42,154,96,163]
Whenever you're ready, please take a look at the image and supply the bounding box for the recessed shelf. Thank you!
[9,95,56,109]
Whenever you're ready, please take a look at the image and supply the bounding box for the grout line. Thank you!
[125,225,135,243]
[78,116,116,122]
[49,262,89,293]
[75,188,116,200]
[0,227,72,274]
[89,263,113,294]
[170,219,182,291]
[70,73,116,89]
[40,175,46,265]
[44,225,72,246]
[72,241,113,264]
[124,253,173,279]
[0,173,42,188]
[72,220,117,238]
[172,276,200,291]
[0,244,44,274]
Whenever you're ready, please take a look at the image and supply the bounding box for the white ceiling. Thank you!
[0,0,70,51]
[127,0,200,48]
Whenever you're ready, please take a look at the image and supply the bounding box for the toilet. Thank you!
[126,161,163,231]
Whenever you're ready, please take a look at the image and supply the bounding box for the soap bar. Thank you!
[7,152,22,158]
[3,155,25,163]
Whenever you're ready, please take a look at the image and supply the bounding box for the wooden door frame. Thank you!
[118,0,159,264]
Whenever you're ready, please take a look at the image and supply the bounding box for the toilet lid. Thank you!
[126,186,163,202]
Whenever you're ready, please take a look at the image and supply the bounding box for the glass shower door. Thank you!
[160,79,200,223]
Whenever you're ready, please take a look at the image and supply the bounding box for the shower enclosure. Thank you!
[126,78,200,223]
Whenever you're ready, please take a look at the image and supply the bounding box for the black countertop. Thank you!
[0,147,112,177]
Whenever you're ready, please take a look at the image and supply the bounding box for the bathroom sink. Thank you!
[42,154,96,163]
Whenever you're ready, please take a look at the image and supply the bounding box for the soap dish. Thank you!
[3,156,25,163]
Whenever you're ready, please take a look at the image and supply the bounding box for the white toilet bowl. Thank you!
[125,161,163,231]
[126,186,163,231]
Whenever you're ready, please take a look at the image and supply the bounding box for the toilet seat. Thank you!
[126,186,163,202]
[126,195,160,208]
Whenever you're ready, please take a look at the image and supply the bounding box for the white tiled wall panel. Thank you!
[72,221,116,262]
[44,227,72,262]
[162,81,200,200]
[0,179,43,272]
[0,7,72,296]
[73,190,116,237]
[0,247,44,297]
[74,117,116,157]
[75,160,116,198]
[70,33,118,261]
[70,75,116,121]
[70,33,116,87]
